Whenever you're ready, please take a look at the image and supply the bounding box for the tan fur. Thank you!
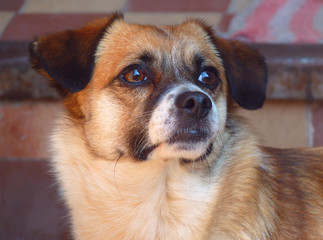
[29,14,323,240]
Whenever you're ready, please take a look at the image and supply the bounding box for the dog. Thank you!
[29,13,323,240]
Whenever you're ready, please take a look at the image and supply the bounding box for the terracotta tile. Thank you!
[124,12,222,27]
[238,100,308,148]
[0,102,60,159]
[1,13,108,41]
[126,0,230,12]
[22,0,127,13]
[312,103,323,146]
[0,11,14,37]
[0,160,71,240]
[0,0,24,11]
[218,14,233,32]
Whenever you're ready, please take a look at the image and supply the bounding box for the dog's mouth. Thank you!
[136,129,212,162]
[168,129,208,145]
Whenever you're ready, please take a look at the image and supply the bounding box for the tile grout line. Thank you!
[305,102,314,147]
[0,0,26,40]
[0,12,15,39]
[121,0,130,12]
[18,0,27,13]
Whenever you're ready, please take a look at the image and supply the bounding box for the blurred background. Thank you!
[0,0,323,239]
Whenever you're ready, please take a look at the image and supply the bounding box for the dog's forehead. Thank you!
[96,20,219,65]
[99,20,209,49]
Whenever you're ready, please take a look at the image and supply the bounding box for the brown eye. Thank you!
[197,69,220,90]
[123,68,148,83]
[198,70,217,85]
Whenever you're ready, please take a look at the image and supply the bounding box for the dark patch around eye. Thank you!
[180,53,206,80]
[193,54,206,71]
[139,52,154,64]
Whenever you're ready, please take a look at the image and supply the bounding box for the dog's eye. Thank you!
[197,69,220,89]
[198,70,217,85]
[122,67,148,83]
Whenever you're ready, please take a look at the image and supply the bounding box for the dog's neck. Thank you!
[51,115,222,239]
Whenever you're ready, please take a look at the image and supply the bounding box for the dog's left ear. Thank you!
[194,21,267,110]
[213,37,267,110]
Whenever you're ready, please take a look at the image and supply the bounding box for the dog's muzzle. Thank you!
[168,91,212,145]
[140,86,219,161]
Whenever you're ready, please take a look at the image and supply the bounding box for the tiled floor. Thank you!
[0,0,269,42]
[1,0,323,42]
[125,0,230,12]
[0,0,237,41]
[0,102,59,159]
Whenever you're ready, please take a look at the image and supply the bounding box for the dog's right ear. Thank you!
[29,13,123,96]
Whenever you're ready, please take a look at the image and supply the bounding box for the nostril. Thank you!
[185,98,196,110]
[175,91,212,119]
[202,98,212,110]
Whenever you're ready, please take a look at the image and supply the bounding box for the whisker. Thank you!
[113,155,124,199]
[133,126,149,153]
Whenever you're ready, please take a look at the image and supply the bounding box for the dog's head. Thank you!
[29,13,266,163]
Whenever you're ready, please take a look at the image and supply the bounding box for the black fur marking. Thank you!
[139,52,154,64]
[144,83,174,115]
[126,116,152,161]
[29,13,124,94]
[218,41,267,110]
[193,53,205,71]
[135,144,159,161]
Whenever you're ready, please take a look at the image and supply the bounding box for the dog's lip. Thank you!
[181,143,213,164]
[136,144,159,161]
[168,129,208,144]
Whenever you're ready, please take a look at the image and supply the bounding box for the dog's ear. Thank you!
[194,21,267,110]
[29,13,123,95]
[213,37,267,110]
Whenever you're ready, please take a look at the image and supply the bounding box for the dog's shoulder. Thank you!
[258,146,323,238]
[262,146,323,172]
[260,146,323,189]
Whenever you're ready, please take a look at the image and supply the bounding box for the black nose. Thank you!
[175,91,212,120]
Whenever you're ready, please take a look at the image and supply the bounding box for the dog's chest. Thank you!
[63,158,216,240]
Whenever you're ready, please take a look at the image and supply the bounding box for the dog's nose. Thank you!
[175,91,212,120]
